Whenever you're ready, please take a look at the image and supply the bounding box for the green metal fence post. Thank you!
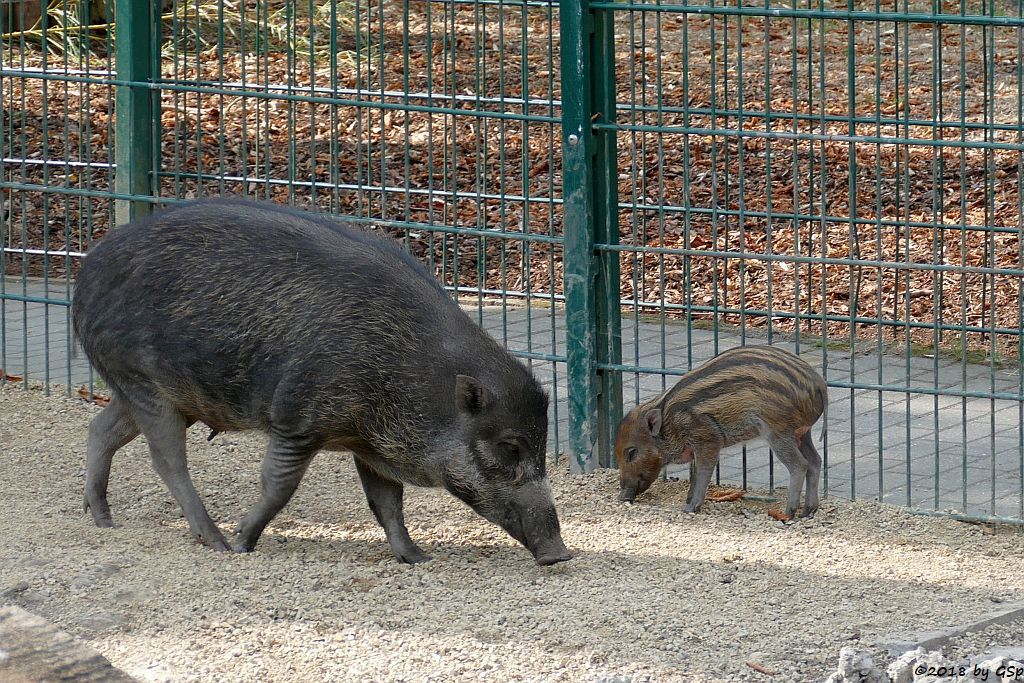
[560,0,621,472]
[591,4,622,468]
[560,0,598,473]
[113,0,158,224]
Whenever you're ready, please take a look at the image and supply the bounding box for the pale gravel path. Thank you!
[1,386,1022,682]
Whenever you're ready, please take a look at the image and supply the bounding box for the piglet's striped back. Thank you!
[647,346,827,434]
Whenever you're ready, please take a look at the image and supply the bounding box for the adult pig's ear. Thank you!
[644,408,663,436]
[456,374,493,415]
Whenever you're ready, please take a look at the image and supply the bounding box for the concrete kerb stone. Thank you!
[875,601,1024,657]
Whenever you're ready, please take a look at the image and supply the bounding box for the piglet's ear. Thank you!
[456,374,493,415]
[644,408,663,436]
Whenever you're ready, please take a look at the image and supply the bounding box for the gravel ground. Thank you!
[2,385,1023,682]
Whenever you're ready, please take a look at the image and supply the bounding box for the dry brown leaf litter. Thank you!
[3,3,1022,357]
[1,385,1022,682]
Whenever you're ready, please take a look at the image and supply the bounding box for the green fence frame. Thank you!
[112,0,158,224]
[3,0,1024,520]
[560,0,623,471]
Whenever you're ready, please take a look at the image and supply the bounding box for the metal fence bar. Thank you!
[589,2,1024,25]
[112,0,157,224]
[560,0,600,473]
[592,0,623,468]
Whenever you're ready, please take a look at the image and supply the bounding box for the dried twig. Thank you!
[746,661,778,676]
[705,487,746,503]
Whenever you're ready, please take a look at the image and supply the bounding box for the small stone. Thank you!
[836,646,870,676]
[831,646,889,683]
[72,611,127,633]
[984,646,1024,662]
[886,647,924,683]
[113,588,156,604]
[0,581,30,598]
[70,562,121,589]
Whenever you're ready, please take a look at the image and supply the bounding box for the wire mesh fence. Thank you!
[2,0,1022,521]
[1,0,116,390]
[154,0,570,452]
[1,0,570,453]
[593,0,1024,520]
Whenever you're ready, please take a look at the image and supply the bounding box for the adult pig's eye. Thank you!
[624,447,639,462]
[498,440,521,460]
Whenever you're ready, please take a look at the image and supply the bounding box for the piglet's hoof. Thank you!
[205,540,231,552]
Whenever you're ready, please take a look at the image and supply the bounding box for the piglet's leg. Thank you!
[797,434,822,517]
[682,449,720,513]
[684,460,697,507]
[83,393,140,528]
[131,396,229,551]
[767,431,809,518]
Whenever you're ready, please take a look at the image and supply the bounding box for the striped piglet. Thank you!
[615,345,828,518]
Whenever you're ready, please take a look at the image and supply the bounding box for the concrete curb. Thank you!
[876,601,1024,656]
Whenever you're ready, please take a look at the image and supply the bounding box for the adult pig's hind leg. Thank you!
[354,457,430,564]
[130,394,230,550]
[83,392,140,527]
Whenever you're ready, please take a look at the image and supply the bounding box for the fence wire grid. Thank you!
[2,0,1023,522]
